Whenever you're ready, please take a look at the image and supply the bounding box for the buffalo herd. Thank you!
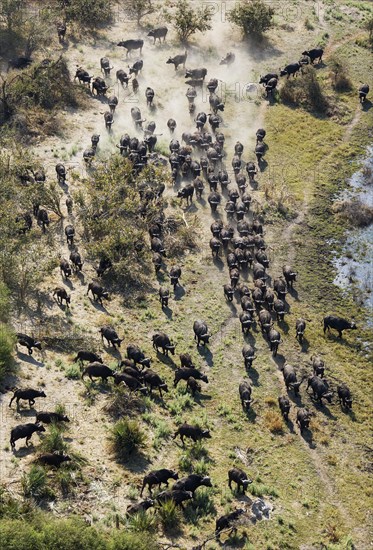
[7,21,366,543]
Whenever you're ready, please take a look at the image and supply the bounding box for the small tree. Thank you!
[165,0,212,43]
[228,0,275,38]
[62,0,113,29]
[0,0,24,31]
[122,0,155,26]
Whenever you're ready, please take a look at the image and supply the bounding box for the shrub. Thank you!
[365,16,373,49]
[110,531,159,550]
[127,510,157,533]
[329,57,353,92]
[41,424,68,453]
[280,66,329,113]
[63,0,113,29]
[110,419,146,461]
[164,0,212,43]
[228,0,275,38]
[332,200,373,227]
[0,323,16,384]
[65,364,81,380]
[41,518,107,550]
[103,387,146,419]
[0,519,44,550]
[158,500,181,532]
[264,410,284,434]
[122,0,155,25]
[304,17,314,30]
[21,466,52,501]
[0,282,10,323]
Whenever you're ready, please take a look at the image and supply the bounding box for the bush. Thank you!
[264,410,284,434]
[329,57,353,92]
[0,323,16,384]
[63,0,113,29]
[41,518,107,550]
[0,519,44,550]
[21,466,52,501]
[103,387,146,419]
[228,0,275,38]
[280,66,329,113]
[110,531,159,550]
[332,200,373,227]
[110,419,146,461]
[164,0,212,43]
[41,424,68,453]
[127,510,157,533]
[157,500,181,532]
[0,283,10,323]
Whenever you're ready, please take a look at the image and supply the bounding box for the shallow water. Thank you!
[332,147,373,322]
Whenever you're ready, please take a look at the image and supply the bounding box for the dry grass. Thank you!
[264,410,284,434]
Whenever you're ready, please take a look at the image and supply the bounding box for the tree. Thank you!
[62,0,113,29]
[0,0,24,31]
[122,0,155,26]
[164,0,212,43]
[228,0,275,38]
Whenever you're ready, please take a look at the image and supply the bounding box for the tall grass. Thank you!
[110,419,146,461]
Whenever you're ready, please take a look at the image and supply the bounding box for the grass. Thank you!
[157,500,182,533]
[21,466,54,501]
[109,419,146,461]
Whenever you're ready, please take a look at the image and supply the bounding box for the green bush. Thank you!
[21,466,53,501]
[0,283,11,323]
[0,323,16,384]
[228,0,275,38]
[280,67,329,113]
[41,424,68,453]
[110,419,146,461]
[329,57,353,92]
[63,0,113,29]
[110,531,159,550]
[0,519,44,550]
[127,510,157,533]
[42,518,107,550]
[164,0,212,43]
[157,500,181,532]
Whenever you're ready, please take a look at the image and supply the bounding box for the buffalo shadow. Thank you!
[16,351,44,368]
[362,100,372,112]
[87,297,109,314]
[300,427,316,449]
[247,365,259,387]
[196,196,206,207]
[258,159,268,172]
[154,351,177,370]
[278,317,289,335]
[243,331,257,347]
[12,444,37,458]
[197,345,213,368]
[75,270,86,285]
[299,337,310,353]
[18,408,37,419]
[323,332,358,350]
[287,286,299,301]
[226,299,238,316]
[310,398,337,421]
[62,277,73,291]
[213,256,225,272]
[102,344,122,361]
[271,353,286,371]
[194,392,212,407]
[244,406,257,423]
[161,304,173,320]
[174,285,185,301]
[285,417,296,434]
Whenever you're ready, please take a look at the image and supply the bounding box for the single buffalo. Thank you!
[16,333,42,356]
[337,384,352,410]
[152,332,176,355]
[148,27,168,43]
[193,320,210,346]
[239,380,252,411]
[100,326,123,348]
[141,468,178,496]
[173,423,211,445]
[9,388,46,409]
[35,412,70,424]
[228,467,252,493]
[10,423,45,450]
[302,48,323,64]
[117,39,144,57]
[323,315,356,338]
[278,396,291,421]
[173,474,212,493]
[82,363,115,383]
[297,408,312,433]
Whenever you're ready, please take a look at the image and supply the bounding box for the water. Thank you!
[332,147,373,322]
